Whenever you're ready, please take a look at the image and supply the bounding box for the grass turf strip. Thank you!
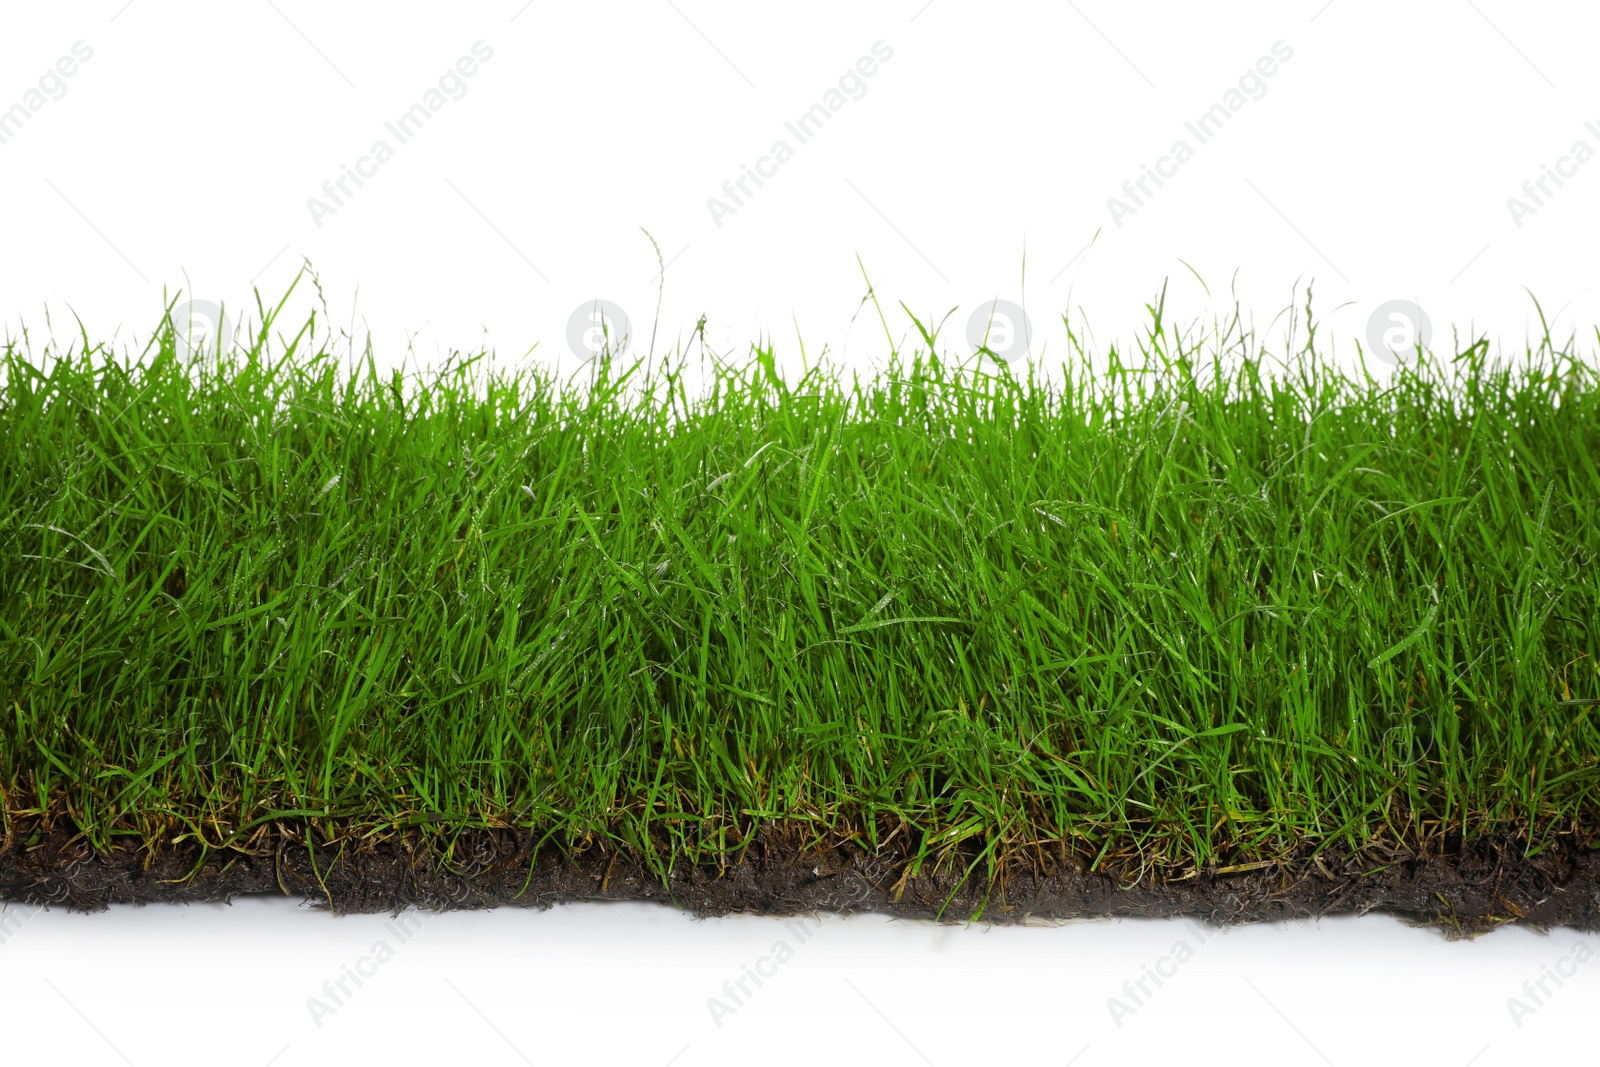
[3,292,1599,905]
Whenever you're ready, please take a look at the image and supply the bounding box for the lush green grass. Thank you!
[4,288,1599,881]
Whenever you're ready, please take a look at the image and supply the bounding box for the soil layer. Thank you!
[3,814,1597,937]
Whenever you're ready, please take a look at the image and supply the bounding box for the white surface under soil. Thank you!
[0,898,1593,1066]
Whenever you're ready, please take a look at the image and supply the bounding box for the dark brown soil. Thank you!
[4,812,1598,937]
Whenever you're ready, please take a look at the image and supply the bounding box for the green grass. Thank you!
[3,285,1599,884]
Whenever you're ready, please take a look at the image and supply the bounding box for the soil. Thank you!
[3,812,1597,937]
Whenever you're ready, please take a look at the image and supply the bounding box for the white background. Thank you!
[3,1,1599,374]
[3,899,1599,1067]
[4,2,1600,1064]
